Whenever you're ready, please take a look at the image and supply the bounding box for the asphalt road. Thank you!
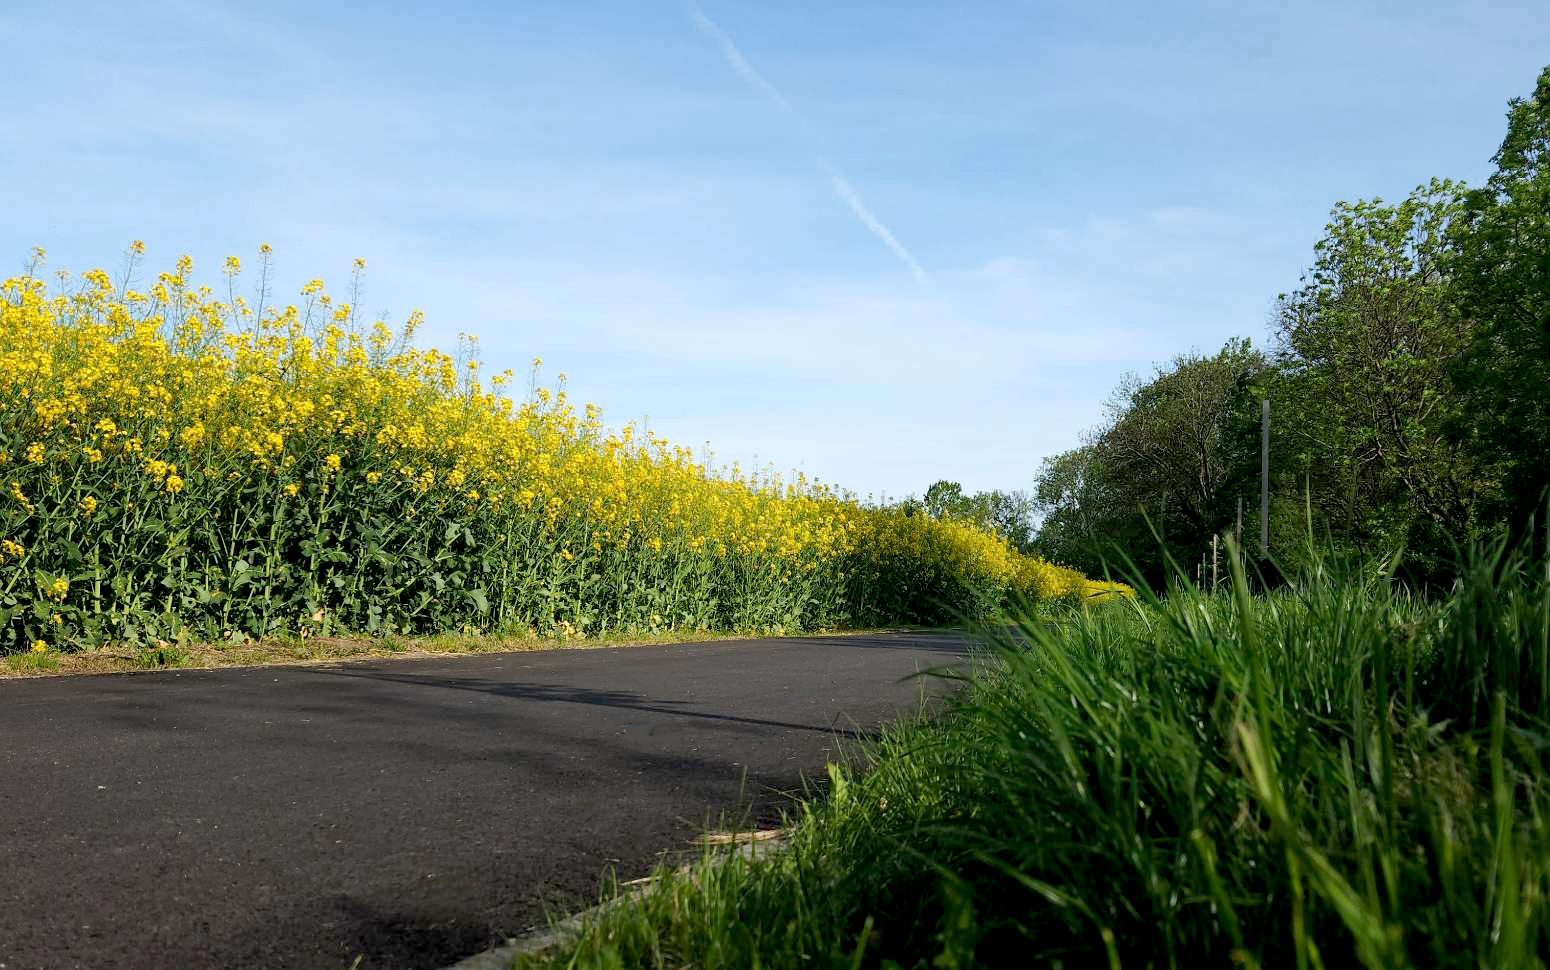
[0,631,975,970]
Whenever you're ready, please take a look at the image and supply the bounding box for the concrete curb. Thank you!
[438,896,625,970]
[439,832,790,970]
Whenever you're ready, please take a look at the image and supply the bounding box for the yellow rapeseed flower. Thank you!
[0,248,1111,648]
[31,640,49,654]
[8,482,34,513]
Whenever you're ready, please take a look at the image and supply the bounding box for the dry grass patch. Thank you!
[0,626,900,679]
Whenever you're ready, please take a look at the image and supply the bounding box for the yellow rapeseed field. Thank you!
[0,247,1126,654]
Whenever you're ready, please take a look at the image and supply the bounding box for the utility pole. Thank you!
[1260,399,1270,561]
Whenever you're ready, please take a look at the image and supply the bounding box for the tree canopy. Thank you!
[1026,65,1550,588]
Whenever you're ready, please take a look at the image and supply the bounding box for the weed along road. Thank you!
[0,630,974,970]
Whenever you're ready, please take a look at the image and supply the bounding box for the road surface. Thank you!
[0,630,974,970]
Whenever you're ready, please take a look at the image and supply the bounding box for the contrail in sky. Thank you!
[821,165,928,284]
[685,0,802,122]
[684,0,930,285]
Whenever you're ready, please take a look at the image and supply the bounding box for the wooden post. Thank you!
[1260,399,1270,560]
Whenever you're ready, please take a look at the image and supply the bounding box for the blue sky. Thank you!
[5,1,1547,500]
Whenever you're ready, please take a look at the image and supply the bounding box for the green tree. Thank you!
[980,489,1036,552]
[1031,67,1550,583]
[917,482,1036,552]
[1032,444,1132,575]
[1273,180,1490,571]
[1449,65,1550,530]
[1101,339,1266,539]
[923,480,970,521]
[1034,341,1267,587]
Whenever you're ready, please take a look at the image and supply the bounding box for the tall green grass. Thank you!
[521,536,1550,969]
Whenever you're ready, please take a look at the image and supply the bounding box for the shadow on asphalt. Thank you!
[308,669,891,742]
[294,629,980,746]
